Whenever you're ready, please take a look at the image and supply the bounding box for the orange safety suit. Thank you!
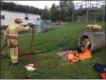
[67,48,92,64]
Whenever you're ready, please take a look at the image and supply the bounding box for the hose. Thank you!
[0,37,77,58]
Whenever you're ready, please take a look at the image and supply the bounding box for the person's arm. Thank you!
[19,23,34,31]
[85,41,90,49]
[77,46,85,53]
[19,25,30,31]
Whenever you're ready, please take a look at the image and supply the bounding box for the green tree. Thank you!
[60,0,74,21]
[1,2,41,15]
[50,4,57,21]
[41,6,50,20]
[91,11,102,22]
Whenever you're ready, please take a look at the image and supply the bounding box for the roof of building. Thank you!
[1,9,40,16]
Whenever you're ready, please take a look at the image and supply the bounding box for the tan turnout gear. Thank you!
[4,24,30,64]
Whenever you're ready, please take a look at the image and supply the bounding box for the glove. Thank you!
[28,23,34,28]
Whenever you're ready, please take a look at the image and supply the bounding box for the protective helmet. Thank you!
[14,18,22,23]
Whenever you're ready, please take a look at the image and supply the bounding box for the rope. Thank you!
[0,37,78,58]
[0,40,7,54]
[30,27,35,54]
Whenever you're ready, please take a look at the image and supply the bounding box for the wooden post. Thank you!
[97,1,98,8]
[102,9,105,22]
[72,10,74,22]
[86,9,89,23]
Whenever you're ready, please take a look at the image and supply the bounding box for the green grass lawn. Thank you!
[1,22,105,79]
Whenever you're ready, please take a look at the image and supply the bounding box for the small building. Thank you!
[1,10,52,34]
[0,10,41,35]
[1,10,41,26]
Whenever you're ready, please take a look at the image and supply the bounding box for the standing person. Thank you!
[3,18,34,65]
[36,18,41,34]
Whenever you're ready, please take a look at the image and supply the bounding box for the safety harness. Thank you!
[0,26,35,57]
[0,32,17,53]
[8,36,18,48]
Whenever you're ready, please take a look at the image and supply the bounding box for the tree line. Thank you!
[1,1,106,22]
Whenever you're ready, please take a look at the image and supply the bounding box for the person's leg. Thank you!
[8,38,19,64]
[9,47,18,64]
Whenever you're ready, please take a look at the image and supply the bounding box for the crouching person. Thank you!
[67,38,92,64]
[3,18,34,65]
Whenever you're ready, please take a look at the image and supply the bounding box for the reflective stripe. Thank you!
[11,56,18,58]
[10,56,18,63]
[11,56,18,63]
[8,36,18,40]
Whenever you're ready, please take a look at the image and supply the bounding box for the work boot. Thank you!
[8,62,19,66]
[13,62,19,65]
[23,76,29,79]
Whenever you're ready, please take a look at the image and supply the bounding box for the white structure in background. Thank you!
[1,10,41,26]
